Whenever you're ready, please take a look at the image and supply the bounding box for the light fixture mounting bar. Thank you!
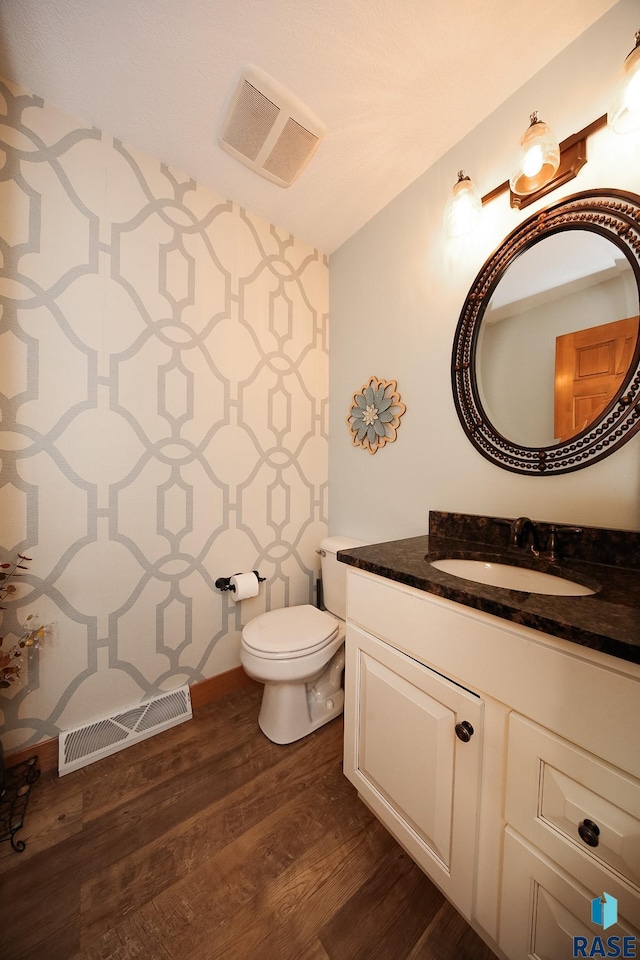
[481,114,607,209]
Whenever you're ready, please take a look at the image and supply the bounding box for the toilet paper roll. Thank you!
[230,572,260,602]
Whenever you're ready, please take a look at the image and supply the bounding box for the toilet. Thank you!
[240,536,364,744]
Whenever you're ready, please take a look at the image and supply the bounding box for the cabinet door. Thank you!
[500,828,640,960]
[343,624,483,917]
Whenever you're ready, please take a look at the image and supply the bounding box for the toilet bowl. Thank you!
[239,536,364,744]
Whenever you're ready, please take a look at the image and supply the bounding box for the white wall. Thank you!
[329,0,640,542]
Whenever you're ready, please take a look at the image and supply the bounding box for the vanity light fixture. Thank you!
[446,27,640,233]
[509,111,560,197]
[608,30,640,134]
[443,170,482,237]
[480,114,607,212]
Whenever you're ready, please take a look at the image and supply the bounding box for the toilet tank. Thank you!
[319,535,366,620]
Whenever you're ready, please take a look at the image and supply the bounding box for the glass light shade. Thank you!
[444,171,482,237]
[509,113,560,197]
[608,31,640,134]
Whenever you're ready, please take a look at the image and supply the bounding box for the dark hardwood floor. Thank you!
[0,686,498,960]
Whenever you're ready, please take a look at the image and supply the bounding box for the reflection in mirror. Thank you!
[554,315,639,442]
[477,231,639,447]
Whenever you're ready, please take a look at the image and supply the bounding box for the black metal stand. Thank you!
[0,756,40,852]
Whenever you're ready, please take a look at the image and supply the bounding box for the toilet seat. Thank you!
[242,605,340,660]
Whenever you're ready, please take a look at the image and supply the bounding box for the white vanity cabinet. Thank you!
[342,567,640,960]
[344,623,483,916]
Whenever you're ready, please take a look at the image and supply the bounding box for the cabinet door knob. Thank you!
[455,720,474,742]
[578,818,600,847]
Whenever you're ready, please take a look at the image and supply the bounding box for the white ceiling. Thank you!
[0,0,621,253]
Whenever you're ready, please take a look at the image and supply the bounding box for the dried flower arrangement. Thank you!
[0,555,48,689]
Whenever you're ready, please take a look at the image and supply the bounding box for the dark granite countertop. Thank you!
[337,514,640,666]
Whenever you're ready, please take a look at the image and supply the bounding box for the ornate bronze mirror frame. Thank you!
[452,189,640,475]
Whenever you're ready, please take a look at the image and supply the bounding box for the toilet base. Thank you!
[257,648,345,744]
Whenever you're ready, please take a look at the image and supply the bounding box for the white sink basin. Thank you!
[430,558,596,596]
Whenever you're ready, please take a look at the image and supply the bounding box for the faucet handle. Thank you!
[542,524,582,562]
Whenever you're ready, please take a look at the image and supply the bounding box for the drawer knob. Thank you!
[578,819,600,847]
[455,720,474,742]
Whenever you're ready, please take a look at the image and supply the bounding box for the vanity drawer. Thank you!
[505,713,640,893]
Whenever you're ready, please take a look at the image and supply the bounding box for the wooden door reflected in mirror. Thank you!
[554,315,640,442]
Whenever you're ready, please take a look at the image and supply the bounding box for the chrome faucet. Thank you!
[509,517,540,556]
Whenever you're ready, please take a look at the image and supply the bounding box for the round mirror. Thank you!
[452,190,640,474]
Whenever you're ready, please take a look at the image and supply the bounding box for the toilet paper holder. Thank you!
[215,571,266,592]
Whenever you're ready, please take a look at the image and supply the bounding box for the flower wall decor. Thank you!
[347,377,407,454]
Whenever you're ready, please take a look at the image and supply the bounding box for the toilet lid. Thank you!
[242,605,340,659]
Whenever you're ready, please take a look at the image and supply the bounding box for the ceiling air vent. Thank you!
[218,65,325,187]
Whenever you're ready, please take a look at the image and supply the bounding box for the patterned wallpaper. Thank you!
[0,78,329,750]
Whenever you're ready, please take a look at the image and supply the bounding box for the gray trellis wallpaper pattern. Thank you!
[0,78,329,750]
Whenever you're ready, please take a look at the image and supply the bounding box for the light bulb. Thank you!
[522,144,544,179]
